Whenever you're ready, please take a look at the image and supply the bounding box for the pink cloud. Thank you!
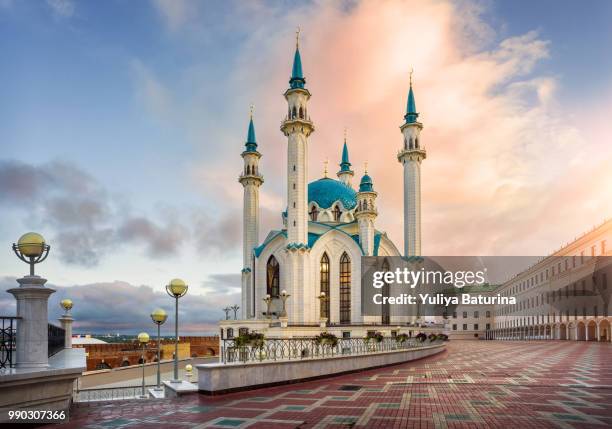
[191,0,612,256]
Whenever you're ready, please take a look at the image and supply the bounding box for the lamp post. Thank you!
[317,292,329,328]
[8,232,55,369]
[59,299,74,349]
[223,306,231,320]
[150,308,168,391]
[12,232,50,276]
[165,278,188,383]
[230,305,240,320]
[137,332,150,398]
[279,290,290,328]
[263,294,272,319]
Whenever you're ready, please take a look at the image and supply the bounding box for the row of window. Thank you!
[497,273,608,316]
[308,205,342,222]
[496,306,609,328]
[451,311,491,319]
[452,323,491,331]
[266,252,354,324]
[501,240,606,297]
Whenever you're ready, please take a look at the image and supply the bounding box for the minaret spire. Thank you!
[281,30,314,324]
[405,68,419,124]
[398,73,426,257]
[289,27,306,89]
[239,106,263,318]
[337,128,354,187]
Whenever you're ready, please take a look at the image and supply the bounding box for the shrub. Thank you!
[395,333,409,343]
[415,332,427,342]
[235,332,264,348]
[315,332,338,347]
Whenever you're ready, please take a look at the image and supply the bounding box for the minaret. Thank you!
[355,165,377,255]
[239,107,263,318]
[280,29,314,246]
[397,72,426,256]
[280,29,315,324]
[337,130,354,187]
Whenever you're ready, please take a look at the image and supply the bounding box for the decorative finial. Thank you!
[249,103,254,119]
[296,26,301,49]
[323,158,329,178]
[364,161,368,174]
[344,127,347,143]
[409,68,413,87]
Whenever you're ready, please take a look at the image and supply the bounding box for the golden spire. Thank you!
[323,158,329,178]
[409,67,414,87]
[249,103,254,119]
[364,161,368,174]
[344,127,347,143]
[296,26,301,49]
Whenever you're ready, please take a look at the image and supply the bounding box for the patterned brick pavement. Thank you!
[50,341,612,428]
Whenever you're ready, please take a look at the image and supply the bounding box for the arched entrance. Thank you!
[568,323,576,340]
[577,322,586,341]
[587,320,597,341]
[545,325,551,339]
[598,319,611,342]
[559,323,567,340]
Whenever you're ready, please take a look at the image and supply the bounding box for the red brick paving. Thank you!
[48,341,612,428]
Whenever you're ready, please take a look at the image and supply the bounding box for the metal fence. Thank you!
[74,385,158,402]
[221,336,444,364]
[48,323,65,357]
[0,316,20,369]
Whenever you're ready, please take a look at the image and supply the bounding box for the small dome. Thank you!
[359,174,374,192]
[308,178,357,210]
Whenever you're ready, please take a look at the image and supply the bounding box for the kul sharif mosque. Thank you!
[234,33,426,331]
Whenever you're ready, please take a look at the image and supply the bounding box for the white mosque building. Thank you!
[221,37,427,338]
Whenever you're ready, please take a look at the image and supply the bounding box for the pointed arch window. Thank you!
[333,205,341,222]
[299,106,304,119]
[309,205,319,221]
[320,253,330,319]
[382,258,390,325]
[266,255,280,298]
[339,252,351,324]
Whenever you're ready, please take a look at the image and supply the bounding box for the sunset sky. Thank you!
[1,0,611,333]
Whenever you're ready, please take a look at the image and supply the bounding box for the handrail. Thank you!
[48,323,65,357]
[220,336,446,364]
[0,316,20,369]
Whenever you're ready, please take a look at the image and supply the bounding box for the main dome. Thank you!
[308,178,357,210]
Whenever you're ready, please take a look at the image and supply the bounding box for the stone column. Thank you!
[7,276,55,368]
[59,314,73,349]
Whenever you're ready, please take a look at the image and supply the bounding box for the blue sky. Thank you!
[1,0,611,333]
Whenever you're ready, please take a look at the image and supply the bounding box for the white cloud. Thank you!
[46,0,75,18]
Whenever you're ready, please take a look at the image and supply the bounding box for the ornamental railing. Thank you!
[48,323,65,357]
[220,336,444,364]
[74,384,157,402]
[0,316,20,369]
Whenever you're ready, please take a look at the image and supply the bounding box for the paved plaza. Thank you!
[52,341,612,428]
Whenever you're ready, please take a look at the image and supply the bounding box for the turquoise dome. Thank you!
[308,178,357,210]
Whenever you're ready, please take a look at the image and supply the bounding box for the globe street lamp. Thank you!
[137,332,150,398]
[230,304,240,320]
[317,292,329,328]
[165,278,188,383]
[263,294,272,319]
[279,290,290,318]
[9,232,55,369]
[12,232,50,276]
[150,308,168,391]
